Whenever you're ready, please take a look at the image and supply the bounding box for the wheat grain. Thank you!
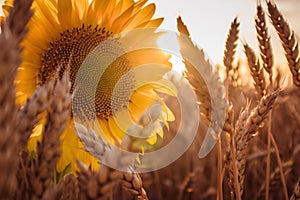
[121,170,149,200]
[223,103,234,134]
[77,161,148,200]
[231,60,241,87]
[60,174,79,200]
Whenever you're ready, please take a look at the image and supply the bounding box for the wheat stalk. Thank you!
[257,160,293,200]
[267,0,300,87]
[177,168,201,200]
[226,104,250,200]
[255,2,274,84]
[226,90,278,199]
[256,4,276,193]
[290,177,300,200]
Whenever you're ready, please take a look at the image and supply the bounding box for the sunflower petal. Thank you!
[58,0,76,29]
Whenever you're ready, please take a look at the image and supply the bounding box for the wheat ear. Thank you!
[223,17,240,80]
[255,2,274,84]
[0,0,33,197]
[16,73,71,199]
[17,80,55,147]
[0,29,20,200]
[226,104,250,200]
[177,16,227,134]
[267,0,300,87]
[244,43,267,99]
[1,0,33,44]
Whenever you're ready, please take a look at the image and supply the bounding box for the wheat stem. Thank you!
[217,136,223,200]
[265,111,272,200]
[290,177,300,200]
[270,133,289,200]
[230,136,242,200]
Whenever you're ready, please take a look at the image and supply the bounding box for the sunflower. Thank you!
[2,0,175,173]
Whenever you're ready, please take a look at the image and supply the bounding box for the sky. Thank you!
[1,0,300,68]
[149,0,300,68]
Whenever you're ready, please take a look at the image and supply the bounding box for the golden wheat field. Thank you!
[0,0,299,199]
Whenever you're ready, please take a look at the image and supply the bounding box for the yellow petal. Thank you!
[56,125,78,172]
[58,0,76,29]
[27,124,43,152]
[136,18,163,28]
[74,0,88,18]
[95,118,115,145]
[125,3,155,29]
[133,64,171,83]
[113,109,134,129]
[108,117,125,144]
[146,135,157,145]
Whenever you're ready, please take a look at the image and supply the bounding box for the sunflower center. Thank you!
[40,24,134,120]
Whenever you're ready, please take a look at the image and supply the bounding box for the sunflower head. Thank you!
[3,0,176,173]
